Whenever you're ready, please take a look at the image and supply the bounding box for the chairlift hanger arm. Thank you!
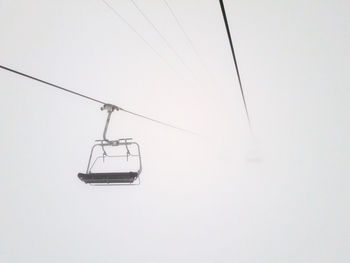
[101,104,120,141]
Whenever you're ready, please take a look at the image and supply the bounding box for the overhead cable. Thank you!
[0,64,105,104]
[129,0,196,78]
[101,0,176,73]
[162,0,206,70]
[121,108,196,135]
[0,64,194,134]
[219,0,252,130]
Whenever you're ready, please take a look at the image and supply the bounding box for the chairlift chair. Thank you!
[78,104,142,185]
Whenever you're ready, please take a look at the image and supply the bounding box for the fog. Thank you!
[0,0,349,262]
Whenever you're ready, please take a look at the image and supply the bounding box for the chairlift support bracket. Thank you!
[101,103,119,142]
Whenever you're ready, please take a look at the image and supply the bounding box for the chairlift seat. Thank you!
[78,172,139,184]
[78,105,142,185]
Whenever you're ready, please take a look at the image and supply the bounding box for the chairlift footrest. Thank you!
[78,172,139,184]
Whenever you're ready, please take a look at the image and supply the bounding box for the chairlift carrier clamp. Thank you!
[78,104,142,185]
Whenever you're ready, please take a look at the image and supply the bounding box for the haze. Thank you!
[0,0,349,262]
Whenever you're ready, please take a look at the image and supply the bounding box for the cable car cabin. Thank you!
[78,139,142,185]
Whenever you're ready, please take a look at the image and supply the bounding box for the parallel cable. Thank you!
[0,64,194,134]
[161,0,206,70]
[129,0,196,78]
[101,0,201,88]
[219,0,252,130]
[101,0,177,74]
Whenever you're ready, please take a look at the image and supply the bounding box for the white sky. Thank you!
[0,0,349,262]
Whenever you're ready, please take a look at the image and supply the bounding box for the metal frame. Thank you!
[86,140,142,174]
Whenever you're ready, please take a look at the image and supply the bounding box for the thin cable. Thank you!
[0,64,194,134]
[162,0,206,69]
[219,0,252,130]
[101,0,176,73]
[0,65,106,105]
[120,108,196,135]
[101,0,201,89]
[129,0,196,78]
[163,0,228,109]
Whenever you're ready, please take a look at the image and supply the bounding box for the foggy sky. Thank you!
[0,0,349,262]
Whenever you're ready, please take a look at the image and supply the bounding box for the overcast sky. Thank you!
[0,0,349,262]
